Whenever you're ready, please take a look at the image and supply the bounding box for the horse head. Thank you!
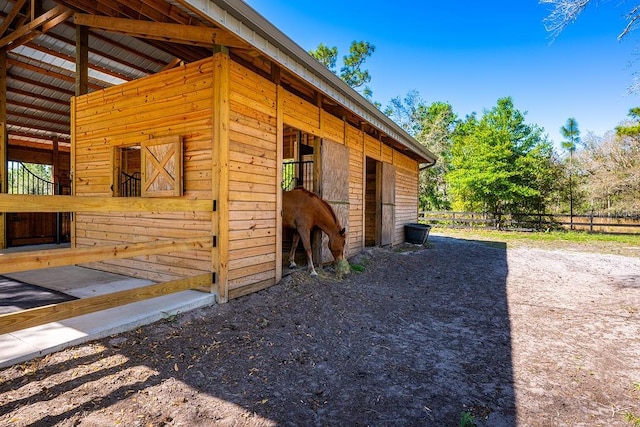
[328,227,347,261]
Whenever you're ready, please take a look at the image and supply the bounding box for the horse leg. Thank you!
[298,231,317,276]
[289,232,300,268]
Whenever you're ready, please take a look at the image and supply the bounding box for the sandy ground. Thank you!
[1,232,639,426]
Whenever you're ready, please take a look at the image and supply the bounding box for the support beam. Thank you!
[0,194,212,213]
[75,24,88,96]
[275,85,283,282]
[0,48,6,249]
[73,14,250,49]
[0,5,70,48]
[212,46,230,302]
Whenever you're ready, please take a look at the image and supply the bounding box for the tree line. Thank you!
[308,1,640,218]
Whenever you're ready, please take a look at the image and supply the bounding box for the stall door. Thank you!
[320,139,350,263]
[380,162,395,246]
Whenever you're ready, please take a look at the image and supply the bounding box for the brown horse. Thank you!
[282,187,346,276]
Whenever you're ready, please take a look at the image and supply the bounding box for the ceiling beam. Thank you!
[7,57,105,91]
[8,131,70,145]
[73,13,250,49]
[8,109,70,128]
[0,5,71,49]
[0,0,29,38]
[7,98,68,116]
[7,118,69,135]
[8,83,72,106]
[25,41,133,83]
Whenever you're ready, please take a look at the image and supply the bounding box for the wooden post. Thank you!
[275,83,283,283]
[75,25,88,96]
[212,46,230,302]
[69,96,77,246]
[360,126,365,251]
[311,134,322,268]
[0,47,7,249]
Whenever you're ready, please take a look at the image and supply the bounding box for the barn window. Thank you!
[113,136,183,197]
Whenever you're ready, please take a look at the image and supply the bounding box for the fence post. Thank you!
[590,210,594,232]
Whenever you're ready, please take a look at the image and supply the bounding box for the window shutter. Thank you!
[141,136,183,197]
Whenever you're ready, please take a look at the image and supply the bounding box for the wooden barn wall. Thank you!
[282,90,320,135]
[71,49,421,295]
[280,91,421,251]
[227,60,278,298]
[72,58,215,282]
[393,152,420,243]
[345,126,364,253]
[364,133,421,245]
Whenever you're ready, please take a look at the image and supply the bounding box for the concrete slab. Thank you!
[0,290,217,368]
[0,264,218,368]
[4,265,154,296]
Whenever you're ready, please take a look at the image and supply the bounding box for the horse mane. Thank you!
[294,187,341,227]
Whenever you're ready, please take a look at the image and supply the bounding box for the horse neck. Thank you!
[314,202,341,237]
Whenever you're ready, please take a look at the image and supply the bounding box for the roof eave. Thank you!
[177,0,437,165]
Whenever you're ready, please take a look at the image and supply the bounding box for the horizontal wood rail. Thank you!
[0,237,212,274]
[0,194,213,213]
[0,194,217,335]
[0,273,213,335]
[420,211,640,234]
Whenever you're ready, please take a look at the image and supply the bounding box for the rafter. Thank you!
[0,0,29,38]
[0,5,72,48]
[7,81,73,105]
[7,56,105,91]
[7,98,69,117]
[8,108,70,128]
[25,41,133,82]
[73,13,250,49]
[8,131,71,145]
[8,118,69,134]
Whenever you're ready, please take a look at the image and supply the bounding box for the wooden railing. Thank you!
[0,194,215,335]
[419,211,640,234]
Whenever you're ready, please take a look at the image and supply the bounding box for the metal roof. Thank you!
[1,0,436,164]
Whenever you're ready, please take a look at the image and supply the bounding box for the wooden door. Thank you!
[141,136,183,197]
[320,138,350,262]
[380,162,395,246]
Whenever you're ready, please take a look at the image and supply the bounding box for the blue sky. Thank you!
[244,0,640,149]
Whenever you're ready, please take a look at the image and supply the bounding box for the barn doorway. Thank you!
[365,157,395,247]
[281,125,317,270]
[282,125,314,192]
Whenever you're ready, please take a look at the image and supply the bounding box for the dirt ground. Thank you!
[1,231,639,426]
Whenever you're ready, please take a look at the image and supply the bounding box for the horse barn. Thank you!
[0,0,436,339]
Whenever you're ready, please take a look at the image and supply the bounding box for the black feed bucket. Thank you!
[404,223,431,245]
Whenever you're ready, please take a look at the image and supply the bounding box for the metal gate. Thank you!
[6,162,71,246]
[282,160,313,191]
